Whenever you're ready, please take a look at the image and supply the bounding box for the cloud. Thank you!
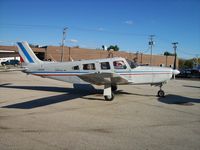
[124,20,134,25]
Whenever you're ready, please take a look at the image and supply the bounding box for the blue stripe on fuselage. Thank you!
[17,42,34,63]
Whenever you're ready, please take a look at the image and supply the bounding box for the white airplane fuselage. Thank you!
[24,57,174,85]
[17,41,180,101]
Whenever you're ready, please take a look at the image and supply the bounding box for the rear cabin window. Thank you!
[100,62,110,70]
[72,65,79,70]
[113,60,127,69]
[83,63,96,70]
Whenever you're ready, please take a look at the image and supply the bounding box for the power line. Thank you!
[0,23,62,29]
[0,23,148,37]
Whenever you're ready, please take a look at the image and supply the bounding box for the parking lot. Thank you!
[0,71,200,150]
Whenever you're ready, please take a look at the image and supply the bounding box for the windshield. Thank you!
[126,59,137,69]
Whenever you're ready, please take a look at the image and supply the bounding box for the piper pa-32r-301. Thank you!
[17,41,180,101]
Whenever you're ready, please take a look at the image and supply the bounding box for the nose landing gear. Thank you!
[157,83,165,97]
[157,90,165,97]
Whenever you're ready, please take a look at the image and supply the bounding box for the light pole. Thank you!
[149,35,155,66]
[172,42,178,69]
[61,27,68,62]
[172,42,178,79]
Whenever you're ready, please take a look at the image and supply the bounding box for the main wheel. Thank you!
[111,85,117,91]
[104,93,114,101]
[157,90,165,97]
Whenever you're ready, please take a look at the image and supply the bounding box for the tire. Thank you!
[157,90,165,97]
[104,93,114,101]
[111,85,117,91]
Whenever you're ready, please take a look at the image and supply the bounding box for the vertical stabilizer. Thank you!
[16,41,42,64]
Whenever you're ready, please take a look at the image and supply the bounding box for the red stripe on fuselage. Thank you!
[32,72,171,77]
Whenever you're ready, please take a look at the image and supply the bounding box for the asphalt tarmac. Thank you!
[0,71,200,150]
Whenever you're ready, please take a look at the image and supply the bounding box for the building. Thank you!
[0,45,178,67]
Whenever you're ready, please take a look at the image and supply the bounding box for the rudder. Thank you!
[17,41,42,64]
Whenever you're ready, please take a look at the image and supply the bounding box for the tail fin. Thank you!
[16,41,42,64]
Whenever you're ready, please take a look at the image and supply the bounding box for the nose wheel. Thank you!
[157,90,165,97]
[157,83,165,97]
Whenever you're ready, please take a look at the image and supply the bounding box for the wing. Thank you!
[77,72,129,85]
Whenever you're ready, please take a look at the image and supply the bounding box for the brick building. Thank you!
[0,45,177,67]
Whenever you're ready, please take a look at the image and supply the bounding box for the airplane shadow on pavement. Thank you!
[1,83,139,109]
[0,83,102,109]
[158,94,200,105]
[2,83,198,109]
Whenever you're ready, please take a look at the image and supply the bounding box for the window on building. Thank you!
[100,62,110,70]
[113,60,127,69]
[83,63,96,70]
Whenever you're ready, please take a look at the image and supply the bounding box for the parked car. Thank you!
[1,59,20,66]
[176,69,191,78]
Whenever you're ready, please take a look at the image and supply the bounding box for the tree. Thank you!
[178,59,185,68]
[178,58,194,69]
[107,45,119,51]
[164,51,175,56]
[29,43,39,48]
[184,59,193,68]
[164,51,175,66]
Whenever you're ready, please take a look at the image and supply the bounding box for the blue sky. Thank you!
[0,0,200,58]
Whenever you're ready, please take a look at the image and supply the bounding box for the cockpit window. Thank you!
[126,59,137,69]
[72,65,79,70]
[83,63,96,70]
[113,60,127,69]
[101,62,110,70]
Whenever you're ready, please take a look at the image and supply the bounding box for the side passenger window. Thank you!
[83,63,95,70]
[100,62,110,70]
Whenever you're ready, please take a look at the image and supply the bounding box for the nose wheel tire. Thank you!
[104,93,114,101]
[157,90,165,97]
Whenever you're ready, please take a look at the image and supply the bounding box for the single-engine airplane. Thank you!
[17,41,180,101]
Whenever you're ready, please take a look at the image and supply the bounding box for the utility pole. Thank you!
[195,54,199,68]
[140,52,143,64]
[172,42,178,69]
[149,35,155,66]
[172,42,178,80]
[61,27,68,62]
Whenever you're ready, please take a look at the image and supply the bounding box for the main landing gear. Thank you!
[103,84,117,101]
[111,85,117,92]
[104,93,114,101]
[157,83,165,97]
[103,83,166,101]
